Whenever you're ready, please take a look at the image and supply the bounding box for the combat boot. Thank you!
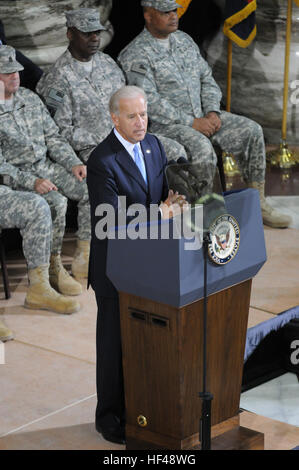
[248,182,292,228]
[0,319,14,342]
[71,240,90,279]
[49,254,82,296]
[25,265,80,314]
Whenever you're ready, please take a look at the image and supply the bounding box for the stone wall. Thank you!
[0,0,113,67]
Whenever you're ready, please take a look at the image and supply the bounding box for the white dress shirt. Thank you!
[113,128,146,167]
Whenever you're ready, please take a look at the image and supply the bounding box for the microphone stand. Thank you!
[199,233,213,450]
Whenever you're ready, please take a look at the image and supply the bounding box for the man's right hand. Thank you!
[34,178,58,194]
[160,189,189,219]
[192,117,216,137]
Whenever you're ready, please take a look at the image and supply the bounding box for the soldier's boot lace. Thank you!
[25,265,80,314]
[49,254,82,296]
[248,181,292,229]
[71,240,90,280]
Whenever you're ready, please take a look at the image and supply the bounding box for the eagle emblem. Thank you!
[208,214,240,265]
[215,230,230,251]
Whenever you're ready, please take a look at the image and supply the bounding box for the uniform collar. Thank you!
[142,27,177,55]
[0,89,25,115]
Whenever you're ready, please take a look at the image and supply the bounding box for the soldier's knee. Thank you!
[47,191,68,213]
[33,195,52,220]
[249,120,264,140]
[190,139,216,165]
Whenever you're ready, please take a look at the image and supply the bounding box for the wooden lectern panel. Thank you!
[119,279,253,449]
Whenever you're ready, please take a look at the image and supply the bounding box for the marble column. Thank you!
[205,0,299,146]
[0,0,113,68]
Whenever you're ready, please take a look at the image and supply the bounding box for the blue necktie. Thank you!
[133,144,147,185]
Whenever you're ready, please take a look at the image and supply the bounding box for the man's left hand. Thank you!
[72,165,87,182]
[206,112,222,133]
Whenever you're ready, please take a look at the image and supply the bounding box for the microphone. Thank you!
[165,159,193,200]
[176,157,208,195]
[167,159,190,185]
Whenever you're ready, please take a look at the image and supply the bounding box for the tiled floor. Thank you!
[0,174,299,450]
[241,373,299,428]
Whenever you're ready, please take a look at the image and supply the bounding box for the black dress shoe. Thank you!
[96,424,125,445]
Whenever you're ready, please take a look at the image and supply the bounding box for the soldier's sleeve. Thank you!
[36,72,66,117]
[53,91,99,154]
[118,55,194,127]
[38,97,82,171]
[197,50,222,115]
[0,146,37,191]
[37,72,100,153]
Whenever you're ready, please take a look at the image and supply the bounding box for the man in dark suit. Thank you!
[87,85,186,445]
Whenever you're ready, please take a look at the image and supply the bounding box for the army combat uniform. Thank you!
[118,28,266,184]
[36,49,126,163]
[36,48,187,164]
[0,87,90,254]
[0,185,52,269]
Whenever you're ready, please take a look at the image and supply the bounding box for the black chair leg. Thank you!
[0,235,11,300]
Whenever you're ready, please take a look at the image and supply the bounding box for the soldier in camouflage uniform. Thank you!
[0,45,91,313]
[36,8,187,163]
[118,0,291,229]
[0,184,80,315]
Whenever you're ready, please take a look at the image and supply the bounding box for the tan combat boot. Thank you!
[0,319,14,342]
[49,254,82,296]
[71,240,90,279]
[25,265,80,314]
[248,182,292,228]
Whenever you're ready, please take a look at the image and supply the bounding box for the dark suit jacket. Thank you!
[87,130,169,298]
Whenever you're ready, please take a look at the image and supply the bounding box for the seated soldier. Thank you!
[0,185,80,314]
[36,8,187,163]
[0,45,91,284]
[118,0,292,229]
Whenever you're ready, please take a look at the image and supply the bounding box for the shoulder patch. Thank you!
[130,62,147,75]
[48,88,65,103]
[45,88,65,113]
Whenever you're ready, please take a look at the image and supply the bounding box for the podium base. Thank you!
[209,426,264,450]
[126,426,264,451]
[126,416,264,450]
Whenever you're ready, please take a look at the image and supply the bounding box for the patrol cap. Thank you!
[65,8,106,32]
[0,45,24,74]
[141,0,182,11]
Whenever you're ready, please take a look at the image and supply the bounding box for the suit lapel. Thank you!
[109,131,148,194]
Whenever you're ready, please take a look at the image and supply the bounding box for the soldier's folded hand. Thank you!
[34,178,58,194]
[206,112,222,133]
[192,117,216,137]
[72,165,87,182]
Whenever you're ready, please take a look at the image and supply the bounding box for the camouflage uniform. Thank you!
[118,28,266,183]
[0,185,52,269]
[36,47,187,163]
[36,49,126,163]
[0,87,91,253]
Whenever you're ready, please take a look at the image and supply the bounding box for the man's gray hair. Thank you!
[109,86,147,115]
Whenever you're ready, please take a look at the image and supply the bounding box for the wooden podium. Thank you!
[107,189,267,450]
